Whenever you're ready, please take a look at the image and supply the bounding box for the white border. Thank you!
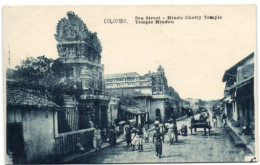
[1,1,259,165]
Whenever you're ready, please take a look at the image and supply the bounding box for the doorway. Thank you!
[7,123,25,163]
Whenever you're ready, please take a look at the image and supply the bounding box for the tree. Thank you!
[15,56,54,85]
[14,55,79,105]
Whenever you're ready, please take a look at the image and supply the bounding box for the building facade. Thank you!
[105,65,182,123]
[222,52,255,134]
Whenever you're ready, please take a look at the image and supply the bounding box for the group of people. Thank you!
[124,121,149,152]
[153,117,178,158]
[76,123,119,156]
[77,111,227,158]
[123,117,178,159]
[212,112,227,128]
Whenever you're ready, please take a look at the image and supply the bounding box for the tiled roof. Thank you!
[104,72,140,79]
[7,88,59,109]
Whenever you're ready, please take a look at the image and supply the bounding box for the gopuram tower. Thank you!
[54,11,109,129]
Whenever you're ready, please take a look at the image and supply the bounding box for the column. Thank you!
[138,115,141,124]
[99,106,101,128]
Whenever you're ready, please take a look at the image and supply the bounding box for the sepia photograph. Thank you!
[2,5,257,164]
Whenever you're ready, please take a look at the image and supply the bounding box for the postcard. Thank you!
[3,5,257,164]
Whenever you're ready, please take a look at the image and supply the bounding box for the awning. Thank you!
[125,107,146,115]
[223,95,233,103]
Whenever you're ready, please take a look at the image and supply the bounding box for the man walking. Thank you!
[109,125,117,148]
[131,125,137,151]
[167,120,175,145]
[212,114,218,128]
[124,121,131,147]
[143,122,149,143]
[154,117,160,128]
[93,126,102,155]
[222,113,227,128]
[153,127,164,158]
[136,124,144,152]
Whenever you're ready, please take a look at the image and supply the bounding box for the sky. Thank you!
[2,5,256,100]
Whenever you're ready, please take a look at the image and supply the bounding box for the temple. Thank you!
[55,11,109,130]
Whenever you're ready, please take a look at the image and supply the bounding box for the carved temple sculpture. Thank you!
[55,11,109,130]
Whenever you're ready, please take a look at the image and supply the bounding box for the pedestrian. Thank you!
[167,120,175,145]
[212,114,218,128]
[89,120,95,128]
[76,137,85,154]
[101,128,107,142]
[136,124,144,152]
[154,117,160,128]
[109,125,117,148]
[222,113,227,128]
[124,121,131,147]
[131,126,137,151]
[153,127,164,158]
[94,126,102,155]
[143,122,149,143]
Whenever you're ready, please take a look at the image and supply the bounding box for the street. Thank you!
[70,116,253,163]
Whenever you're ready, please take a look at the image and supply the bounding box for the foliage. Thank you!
[118,92,138,107]
[167,86,181,99]
[14,55,79,105]
[15,56,53,85]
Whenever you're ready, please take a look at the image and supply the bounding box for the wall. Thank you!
[150,99,165,122]
[22,109,55,163]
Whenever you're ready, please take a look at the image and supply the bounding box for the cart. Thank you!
[189,113,211,135]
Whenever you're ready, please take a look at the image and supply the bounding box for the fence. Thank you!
[54,128,94,157]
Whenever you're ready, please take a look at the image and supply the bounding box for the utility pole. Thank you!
[8,44,11,66]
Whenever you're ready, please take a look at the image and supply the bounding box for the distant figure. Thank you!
[109,125,117,148]
[174,122,178,142]
[101,128,107,142]
[93,126,102,155]
[89,120,95,128]
[143,122,149,143]
[76,138,85,154]
[212,114,218,128]
[153,127,164,158]
[136,124,144,152]
[222,113,227,128]
[180,124,188,136]
[124,121,132,147]
[154,117,160,128]
[167,120,175,145]
[131,126,137,151]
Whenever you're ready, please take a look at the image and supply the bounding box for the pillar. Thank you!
[138,115,141,124]
[99,106,101,128]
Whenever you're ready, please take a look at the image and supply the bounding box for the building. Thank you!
[183,98,200,113]
[55,11,110,130]
[222,52,255,135]
[107,97,120,123]
[6,81,59,163]
[6,11,110,163]
[105,72,152,95]
[105,65,182,123]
